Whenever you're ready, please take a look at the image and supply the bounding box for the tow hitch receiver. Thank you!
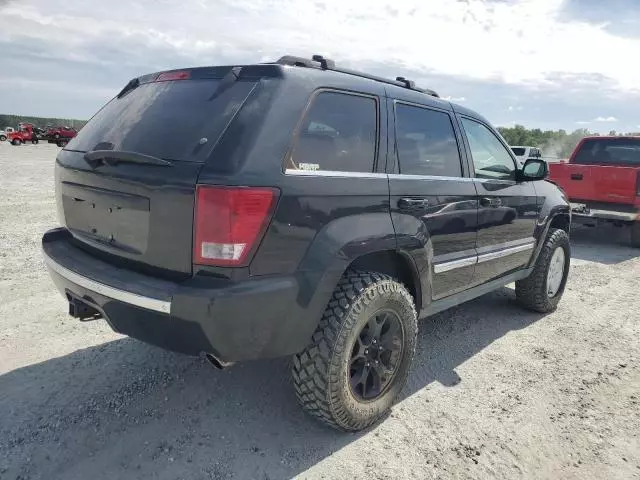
[67,295,102,321]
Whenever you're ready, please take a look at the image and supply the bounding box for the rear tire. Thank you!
[516,228,570,313]
[31,138,39,144]
[292,270,417,431]
[11,139,21,146]
[0,135,6,142]
[631,222,640,249]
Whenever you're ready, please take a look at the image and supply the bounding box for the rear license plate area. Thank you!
[61,182,150,253]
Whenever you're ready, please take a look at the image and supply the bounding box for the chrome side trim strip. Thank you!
[388,173,476,182]
[476,242,535,264]
[284,169,475,182]
[433,256,477,273]
[285,169,387,178]
[434,241,535,273]
[284,168,519,184]
[42,251,172,314]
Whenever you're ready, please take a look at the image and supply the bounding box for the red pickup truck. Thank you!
[46,126,77,146]
[548,136,640,247]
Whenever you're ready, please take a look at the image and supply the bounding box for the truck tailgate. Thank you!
[549,163,639,205]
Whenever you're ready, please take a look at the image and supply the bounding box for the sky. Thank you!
[0,0,639,132]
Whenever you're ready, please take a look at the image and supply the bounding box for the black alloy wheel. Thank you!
[349,309,404,401]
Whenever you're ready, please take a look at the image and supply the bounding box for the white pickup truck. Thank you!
[510,146,543,167]
[0,127,15,142]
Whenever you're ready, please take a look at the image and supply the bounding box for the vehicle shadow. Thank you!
[570,224,639,265]
[0,288,546,480]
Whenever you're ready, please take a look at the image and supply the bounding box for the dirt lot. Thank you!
[0,142,639,480]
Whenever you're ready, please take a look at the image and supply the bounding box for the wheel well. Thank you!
[550,213,570,233]
[348,251,421,312]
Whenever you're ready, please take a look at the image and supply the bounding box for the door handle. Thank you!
[480,197,503,208]
[398,197,429,210]
[570,173,583,180]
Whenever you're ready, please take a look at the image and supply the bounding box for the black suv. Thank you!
[42,55,571,431]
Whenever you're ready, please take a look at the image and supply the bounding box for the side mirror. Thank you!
[519,158,548,181]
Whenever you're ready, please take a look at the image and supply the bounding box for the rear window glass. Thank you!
[511,147,525,156]
[395,104,462,177]
[66,79,256,162]
[287,91,377,173]
[574,138,640,166]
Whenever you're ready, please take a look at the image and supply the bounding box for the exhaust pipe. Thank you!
[204,353,235,370]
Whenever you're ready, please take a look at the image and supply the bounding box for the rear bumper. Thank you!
[570,203,639,223]
[42,228,316,362]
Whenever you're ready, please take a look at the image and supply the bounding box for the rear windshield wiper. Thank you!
[83,150,173,168]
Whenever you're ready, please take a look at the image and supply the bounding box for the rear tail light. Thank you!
[194,186,278,266]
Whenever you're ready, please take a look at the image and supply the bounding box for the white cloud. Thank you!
[443,96,466,102]
[1,0,640,94]
[593,116,618,122]
[576,121,590,125]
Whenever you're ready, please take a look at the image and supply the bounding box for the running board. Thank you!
[420,268,533,319]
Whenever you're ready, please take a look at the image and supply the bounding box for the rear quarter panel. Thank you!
[197,70,395,339]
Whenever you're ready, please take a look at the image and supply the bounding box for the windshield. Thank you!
[511,147,526,156]
[574,138,640,166]
[66,79,256,162]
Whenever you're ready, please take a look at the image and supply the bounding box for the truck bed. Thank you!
[548,162,639,206]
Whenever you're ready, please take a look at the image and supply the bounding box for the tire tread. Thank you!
[516,228,570,313]
[292,270,416,431]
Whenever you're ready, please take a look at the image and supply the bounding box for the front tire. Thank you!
[0,135,6,142]
[293,270,417,431]
[11,139,21,146]
[31,138,39,144]
[516,228,570,313]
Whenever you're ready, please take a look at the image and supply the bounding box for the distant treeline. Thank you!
[0,114,87,130]
[497,125,640,159]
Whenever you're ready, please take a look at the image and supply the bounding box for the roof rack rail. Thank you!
[274,55,440,98]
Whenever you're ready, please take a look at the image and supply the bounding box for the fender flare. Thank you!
[291,212,399,339]
[529,207,571,267]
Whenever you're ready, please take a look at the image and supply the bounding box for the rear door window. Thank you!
[394,104,463,177]
[67,79,257,163]
[574,138,640,166]
[287,91,378,173]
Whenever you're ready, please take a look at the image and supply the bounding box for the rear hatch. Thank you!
[56,67,260,277]
[565,137,640,205]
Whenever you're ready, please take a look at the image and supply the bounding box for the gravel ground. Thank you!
[0,142,639,480]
